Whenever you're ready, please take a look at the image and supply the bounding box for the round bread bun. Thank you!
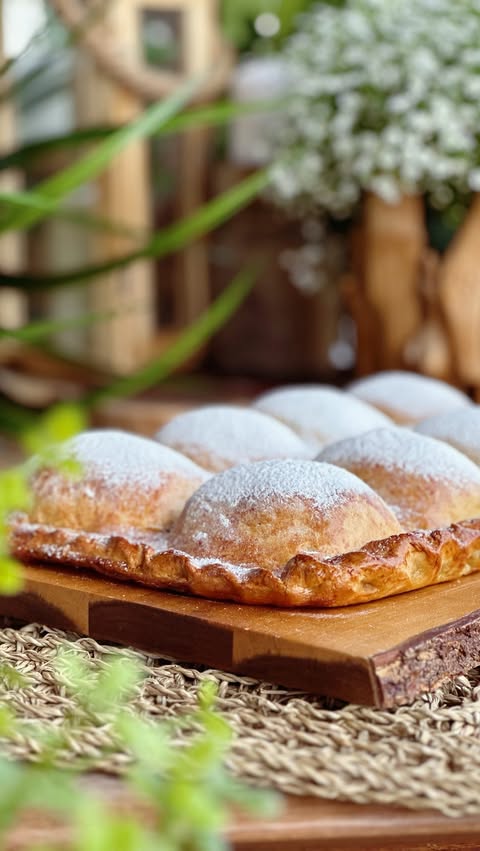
[171,458,403,570]
[348,370,471,425]
[317,426,480,531]
[29,429,209,533]
[252,385,391,450]
[155,405,310,472]
[415,407,480,466]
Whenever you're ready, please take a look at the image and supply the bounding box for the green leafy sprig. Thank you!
[0,403,87,594]
[0,648,279,851]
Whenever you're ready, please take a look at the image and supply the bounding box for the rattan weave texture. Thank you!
[0,624,479,817]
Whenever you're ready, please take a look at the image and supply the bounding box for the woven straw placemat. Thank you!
[0,623,479,818]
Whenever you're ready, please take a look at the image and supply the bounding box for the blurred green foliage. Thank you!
[0,9,267,434]
[0,402,85,593]
[222,0,315,51]
[0,648,280,849]
[221,0,344,52]
[0,373,279,850]
[0,6,281,845]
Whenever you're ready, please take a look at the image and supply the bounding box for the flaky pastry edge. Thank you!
[8,515,480,607]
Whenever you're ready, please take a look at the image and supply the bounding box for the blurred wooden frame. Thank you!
[0,0,27,337]
[52,0,232,102]
[49,0,232,375]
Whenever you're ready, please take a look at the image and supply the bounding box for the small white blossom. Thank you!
[270,0,480,216]
[369,175,401,204]
[464,77,480,98]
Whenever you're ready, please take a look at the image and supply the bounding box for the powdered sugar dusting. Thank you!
[349,371,471,421]
[253,384,391,448]
[60,429,209,487]
[415,407,480,464]
[155,405,310,465]
[181,458,380,517]
[318,426,480,486]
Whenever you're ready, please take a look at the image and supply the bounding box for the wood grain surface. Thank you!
[2,563,480,707]
[6,775,480,850]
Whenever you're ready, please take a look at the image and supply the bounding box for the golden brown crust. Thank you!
[318,428,480,531]
[29,468,207,534]
[10,515,480,607]
[171,495,402,570]
[27,430,209,534]
[169,460,402,570]
[12,426,480,609]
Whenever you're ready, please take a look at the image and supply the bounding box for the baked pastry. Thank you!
[26,429,209,533]
[253,385,391,450]
[155,405,310,471]
[170,458,402,569]
[349,370,471,425]
[10,414,480,608]
[415,407,480,466]
[317,426,480,531]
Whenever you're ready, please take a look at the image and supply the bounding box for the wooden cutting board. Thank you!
[2,563,480,708]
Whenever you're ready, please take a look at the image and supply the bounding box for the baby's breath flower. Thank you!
[270,0,480,216]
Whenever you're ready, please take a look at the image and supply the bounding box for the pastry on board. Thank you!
[27,430,209,533]
[155,405,310,471]
[349,370,471,425]
[317,426,480,531]
[170,459,402,569]
[415,406,480,466]
[9,374,480,608]
[253,385,392,450]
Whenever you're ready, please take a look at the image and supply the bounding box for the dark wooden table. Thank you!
[7,776,480,850]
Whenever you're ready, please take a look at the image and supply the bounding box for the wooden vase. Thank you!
[347,191,480,390]
[358,192,426,372]
[439,193,480,388]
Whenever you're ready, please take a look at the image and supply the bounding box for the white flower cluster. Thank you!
[270,0,480,215]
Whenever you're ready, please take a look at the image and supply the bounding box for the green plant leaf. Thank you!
[21,403,87,456]
[0,15,62,107]
[73,800,157,851]
[55,649,92,696]
[0,190,146,238]
[0,556,23,595]
[115,712,172,772]
[0,309,118,343]
[0,99,284,172]
[0,16,50,79]
[0,663,29,690]
[0,126,113,172]
[219,777,282,817]
[198,680,219,711]
[0,404,87,604]
[0,77,199,234]
[0,398,36,435]
[0,1,127,108]
[19,766,78,814]
[88,657,143,713]
[84,265,256,405]
[0,467,31,515]
[0,706,17,737]
[0,170,268,290]
[0,761,25,831]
